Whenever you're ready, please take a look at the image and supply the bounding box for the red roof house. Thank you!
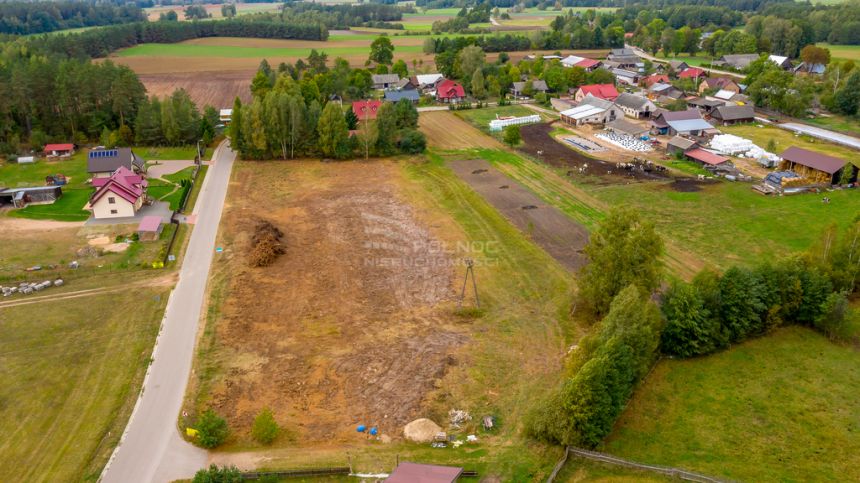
[678,67,706,79]
[642,74,670,88]
[88,166,148,219]
[44,143,75,157]
[352,100,382,121]
[435,79,466,103]
[573,83,619,102]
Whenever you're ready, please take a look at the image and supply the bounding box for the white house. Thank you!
[88,166,147,219]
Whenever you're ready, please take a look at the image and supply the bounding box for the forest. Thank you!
[0,0,144,35]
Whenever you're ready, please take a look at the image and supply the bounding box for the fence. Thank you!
[240,467,350,480]
[547,447,732,483]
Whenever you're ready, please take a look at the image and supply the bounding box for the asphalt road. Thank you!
[100,140,236,483]
[775,122,860,151]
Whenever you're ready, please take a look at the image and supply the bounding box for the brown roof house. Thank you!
[710,105,755,125]
[779,146,858,185]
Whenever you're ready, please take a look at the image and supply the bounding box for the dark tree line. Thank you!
[0,0,144,35]
[25,19,328,60]
[273,2,403,30]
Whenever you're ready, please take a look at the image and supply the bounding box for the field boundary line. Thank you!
[548,447,734,483]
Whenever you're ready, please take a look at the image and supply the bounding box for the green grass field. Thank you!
[820,43,860,61]
[0,288,168,482]
[117,42,424,58]
[805,114,860,134]
[455,105,549,137]
[603,326,860,482]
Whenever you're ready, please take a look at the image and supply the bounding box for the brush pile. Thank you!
[248,220,285,267]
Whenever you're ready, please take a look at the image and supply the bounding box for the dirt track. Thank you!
[449,159,589,270]
[206,161,465,441]
[419,111,503,150]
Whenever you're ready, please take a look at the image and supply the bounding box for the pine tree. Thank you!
[345,107,359,130]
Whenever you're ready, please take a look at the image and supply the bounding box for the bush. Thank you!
[196,409,229,448]
[502,125,521,147]
[192,464,242,483]
[815,292,851,340]
[397,129,427,154]
[251,407,279,445]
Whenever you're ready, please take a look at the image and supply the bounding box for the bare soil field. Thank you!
[138,71,253,108]
[519,123,670,183]
[198,161,468,441]
[420,111,504,150]
[448,159,589,270]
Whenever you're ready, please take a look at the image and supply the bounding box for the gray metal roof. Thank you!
[606,118,648,136]
[371,74,401,84]
[384,90,420,102]
[713,104,755,121]
[614,93,652,110]
[87,148,143,174]
[667,118,715,132]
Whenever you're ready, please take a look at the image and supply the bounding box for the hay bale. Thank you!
[248,220,285,267]
[403,418,442,443]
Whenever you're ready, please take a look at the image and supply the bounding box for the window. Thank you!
[108,197,116,204]
[110,209,118,214]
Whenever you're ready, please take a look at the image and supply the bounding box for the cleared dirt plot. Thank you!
[420,111,505,150]
[138,71,252,108]
[196,161,467,441]
[449,159,589,270]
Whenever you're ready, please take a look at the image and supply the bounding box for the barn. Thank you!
[779,146,857,185]
[0,186,62,208]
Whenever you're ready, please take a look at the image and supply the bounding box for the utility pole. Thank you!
[458,258,479,309]
[364,98,370,160]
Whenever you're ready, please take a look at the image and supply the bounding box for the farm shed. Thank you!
[384,90,420,103]
[606,118,648,138]
[137,216,164,242]
[669,60,689,72]
[372,74,401,90]
[651,109,715,136]
[612,68,640,86]
[687,97,725,114]
[396,78,417,90]
[352,100,382,120]
[667,135,698,154]
[561,55,600,71]
[87,148,145,178]
[710,105,755,125]
[560,95,622,126]
[648,83,684,100]
[685,148,730,166]
[0,186,62,208]
[573,83,619,102]
[779,146,857,185]
[614,93,656,118]
[386,462,463,483]
[18,156,34,164]
[44,143,75,158]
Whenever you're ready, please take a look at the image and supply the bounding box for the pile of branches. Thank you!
[248,220,285,267]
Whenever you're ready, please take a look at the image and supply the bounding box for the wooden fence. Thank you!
[547,447,732,483]
[240,467,350,479]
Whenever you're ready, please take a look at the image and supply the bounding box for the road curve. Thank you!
[100,140,236,483]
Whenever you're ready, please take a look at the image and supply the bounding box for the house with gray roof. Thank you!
[510,80,548,98]
[384,89,420,103]
[712,54,759,70]
[710,105,755,125]
[87,148,145,179]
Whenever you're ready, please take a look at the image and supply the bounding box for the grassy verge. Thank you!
[137,145,212,161]
[604,326,860,482]
[805,114,860,135]
[0,288,168,482]
[183,165,208,213]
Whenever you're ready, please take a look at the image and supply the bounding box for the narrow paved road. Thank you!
[773,121,860,151]
[101,140,236,483]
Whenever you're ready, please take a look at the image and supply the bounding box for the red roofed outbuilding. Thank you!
[685,148,730,166]
[642,74,670,88]
[352,100,382,120]
[44,143,75,158]
[573,83,619,102]
[435,79,466,103]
